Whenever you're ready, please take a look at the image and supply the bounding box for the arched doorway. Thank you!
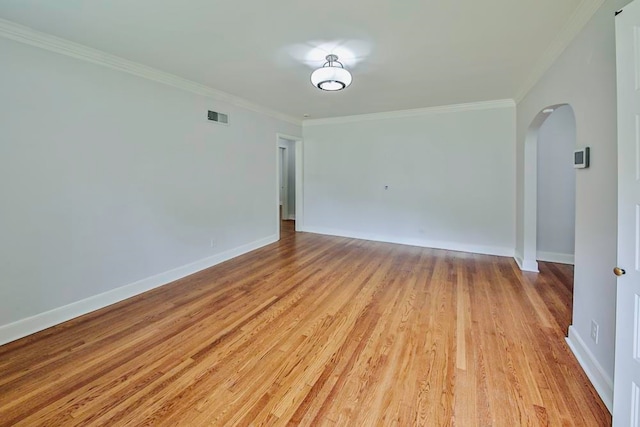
[518,104,576,272]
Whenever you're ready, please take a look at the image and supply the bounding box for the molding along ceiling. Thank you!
[303,100,515,126]
[0,18,302,126]
[0,1,603,119]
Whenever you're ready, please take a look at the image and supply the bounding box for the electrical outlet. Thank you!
[590,320,599,344]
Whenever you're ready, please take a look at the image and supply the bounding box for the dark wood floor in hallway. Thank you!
[0,223,610,426]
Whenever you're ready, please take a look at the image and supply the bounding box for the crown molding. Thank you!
[0,18,302,126]
[514,0,605,102]
[303,99,516,127]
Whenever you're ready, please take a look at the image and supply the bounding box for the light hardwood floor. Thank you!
[0,222,610,426]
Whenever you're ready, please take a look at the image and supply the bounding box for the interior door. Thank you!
[614,1,640,425]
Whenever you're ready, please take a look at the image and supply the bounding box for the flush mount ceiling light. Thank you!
[310,54,352,91]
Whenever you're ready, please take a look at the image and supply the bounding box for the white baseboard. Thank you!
[537,251,575,265]
[0,234,278,346]
[514,253,539,272]
[301,226,514,257]
[565,325,613,413]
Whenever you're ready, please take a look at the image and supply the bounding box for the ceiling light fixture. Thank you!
[310,54,352,91]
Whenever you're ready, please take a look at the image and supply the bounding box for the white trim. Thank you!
[301,226,514,257]
[303,99,516,126]
[537,251,575,265]
[566,325,613,413]
[0,18,301,126]
[515,0,605,102]
[0,234,278,346]
[514,253,540,272]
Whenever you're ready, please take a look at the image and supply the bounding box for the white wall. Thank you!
[0,37,300,342]
[536,105,576,263]
[516,0,630,408]
[302,103,516,256]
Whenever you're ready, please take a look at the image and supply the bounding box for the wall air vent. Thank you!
[207,110,229,125]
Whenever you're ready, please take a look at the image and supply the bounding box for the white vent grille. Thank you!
[208,110,229,125]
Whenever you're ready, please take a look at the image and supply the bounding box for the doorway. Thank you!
[536,105,576,265]
[278,147,288,220]
[276,134,303,238]
[519,103,576,272]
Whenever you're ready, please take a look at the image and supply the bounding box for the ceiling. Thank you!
[0,0,590,120]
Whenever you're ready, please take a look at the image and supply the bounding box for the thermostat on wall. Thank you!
[574,147,590,169]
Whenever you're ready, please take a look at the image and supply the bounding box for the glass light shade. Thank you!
[310,66,352,91]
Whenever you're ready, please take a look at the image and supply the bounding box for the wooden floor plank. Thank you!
[0,223,611,426]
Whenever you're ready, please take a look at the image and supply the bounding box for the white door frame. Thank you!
[276,133,304,236]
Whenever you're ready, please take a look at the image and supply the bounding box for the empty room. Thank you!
[0,0,638,425]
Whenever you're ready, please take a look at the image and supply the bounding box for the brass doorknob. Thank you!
[614,267,626,277]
